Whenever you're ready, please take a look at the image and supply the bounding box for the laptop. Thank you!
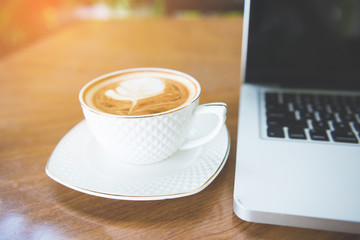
[233,0,360,234]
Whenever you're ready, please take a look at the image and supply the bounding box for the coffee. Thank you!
[83,70,198,116]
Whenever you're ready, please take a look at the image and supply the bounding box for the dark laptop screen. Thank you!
[245,0,360,90]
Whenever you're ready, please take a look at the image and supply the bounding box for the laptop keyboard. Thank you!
[265,92,360,144]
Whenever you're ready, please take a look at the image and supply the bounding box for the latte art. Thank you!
[83,70,197,116]
[104,77,166,112]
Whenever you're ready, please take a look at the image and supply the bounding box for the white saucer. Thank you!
[46,120,230,200]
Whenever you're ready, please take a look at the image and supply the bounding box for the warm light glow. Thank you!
[0,0,242,56]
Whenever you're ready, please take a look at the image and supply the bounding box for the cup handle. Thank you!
[180,102,227,150]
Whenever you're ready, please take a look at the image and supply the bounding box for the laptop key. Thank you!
[285,121,308,129]
[293,103,306,111]
[312,104,325,112]
[309,130,329,141]
[267,117,298,127]
[338,112,356,122]
[267,118,285,127]
[288,127,307,139]
[331,131,358,143]
[333,122,352,131]
[266,111,288,119]
[318,112,335,121]
[299,111,315,121]
[283,93,295,103]
[266,103,289,113]
[267,127,285,138]
[312,120,330,130]
[300,94,314,104]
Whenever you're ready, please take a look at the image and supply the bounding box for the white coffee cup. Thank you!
[79,68,227,164]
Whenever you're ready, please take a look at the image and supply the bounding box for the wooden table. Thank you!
[1,17,359,239]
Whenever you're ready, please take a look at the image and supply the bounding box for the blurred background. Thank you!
[0,0,243,57]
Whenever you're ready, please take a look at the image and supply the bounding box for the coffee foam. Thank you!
[105,77,165,110]
[83,71,198,116]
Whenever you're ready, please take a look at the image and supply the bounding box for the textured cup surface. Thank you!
[83,100,197,164]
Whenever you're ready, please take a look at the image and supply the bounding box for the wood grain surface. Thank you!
[1,17,359,240]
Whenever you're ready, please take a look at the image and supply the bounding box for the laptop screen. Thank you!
[245,0,360,90]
